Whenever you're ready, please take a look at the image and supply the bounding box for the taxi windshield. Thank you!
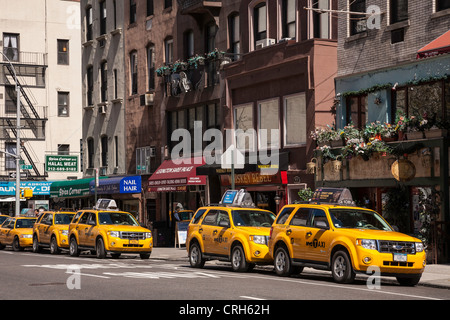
[15,219,36,228]
[55,213,75,225]
[98,211,139,226]
[231,210,275,227]
[329,209,392,231]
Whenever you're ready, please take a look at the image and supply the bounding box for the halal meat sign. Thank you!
[45,155,79,172]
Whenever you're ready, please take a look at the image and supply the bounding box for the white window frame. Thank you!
[283,92,307,147]
[257,98,280,150]
[233,103,256,152]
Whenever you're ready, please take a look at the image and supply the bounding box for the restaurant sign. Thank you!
[45,155,78,172]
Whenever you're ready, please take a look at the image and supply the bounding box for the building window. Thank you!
[349,0,366,36]
[86,6,93,41]
[346,94,367,128]
[164,38,173,64]
[390,0,408,24]
[130,51,138,95]
[57,39,69,65]
[184,30,194,60]
[5,143,16,170]
[284,93,306,146]
[130,0,137,24]
[58,92,69,117]
[234,103,255,151]
[228,13,240,60]
[254,2,267,46]
[5,85,17,114]
[312,0,330,39]
[114,136,119,167]
[3,33,19,62]
[100,61,108,102]
[391,28,405,44]
[87,66,93,105]
[164,0,172,9]
[136,146,152,174]
[87,138,94,168]
[258,98,280,149]
[147,0,154,16]
[58,144,70,155]
[100,0,107,35]
[282,0,296,39]
[437,0,450,11]
[147,45,155,91]
[101,135,108,167]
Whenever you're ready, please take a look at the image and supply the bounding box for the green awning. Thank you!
[50,177,107,198]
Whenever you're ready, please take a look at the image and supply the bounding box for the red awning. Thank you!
[417,30,450,59]
[148,157,207,192]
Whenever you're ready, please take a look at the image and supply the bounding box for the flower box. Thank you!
[424,129,448,139]
[406,131,424,140]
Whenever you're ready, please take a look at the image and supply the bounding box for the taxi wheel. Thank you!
[32,235,41,253]
[50,236,60,255]
[331,250,356,284]
[96,237,107,259]
[13,236,23,251]
[189,242,205,268]
[69,237,80,257]
[231,245,250,272]
[274,246,293,276]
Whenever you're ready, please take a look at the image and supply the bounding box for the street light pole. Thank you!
[1,52,21,216]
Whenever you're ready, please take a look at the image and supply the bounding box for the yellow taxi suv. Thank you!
[269,189,426,286]
[32,211,75,254]
[0,217,36,251]
[68,201,152,259]
[187,190,276,272]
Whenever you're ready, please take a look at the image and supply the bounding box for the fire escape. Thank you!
[1,51,48,179]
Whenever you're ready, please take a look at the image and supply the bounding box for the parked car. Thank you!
[0,217,36,251]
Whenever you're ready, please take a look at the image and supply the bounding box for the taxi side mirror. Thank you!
[218,220,230,228]
[314,220,329,230]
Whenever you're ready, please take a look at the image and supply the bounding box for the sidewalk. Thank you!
[151,247,450,289]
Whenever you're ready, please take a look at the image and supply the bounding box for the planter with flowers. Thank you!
[310,126,342,147]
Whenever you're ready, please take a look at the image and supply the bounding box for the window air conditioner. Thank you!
[145,93,154,106]
[255,38,275,50]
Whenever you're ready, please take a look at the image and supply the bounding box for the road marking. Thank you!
[240,296,266,300]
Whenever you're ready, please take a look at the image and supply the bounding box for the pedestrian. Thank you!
[34,209,39,217]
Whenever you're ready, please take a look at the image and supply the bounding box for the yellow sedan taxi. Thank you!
[0,217,36,251]
[32,211,75,254]
[187,190,276,272]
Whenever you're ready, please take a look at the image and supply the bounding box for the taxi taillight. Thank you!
[269,227,273,239]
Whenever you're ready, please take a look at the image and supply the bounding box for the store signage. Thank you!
[45,155,78,172]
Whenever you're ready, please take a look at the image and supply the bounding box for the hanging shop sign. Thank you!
[391,159,416,182]
[45,155,78,172]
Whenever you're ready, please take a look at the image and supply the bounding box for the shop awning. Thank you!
[148,157,206,192]
[89,175,142,194]
[50,177,107,198]
[417,30,450,59]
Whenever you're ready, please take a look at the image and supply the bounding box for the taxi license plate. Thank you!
[130,240,139,245]
[393,253,407,262]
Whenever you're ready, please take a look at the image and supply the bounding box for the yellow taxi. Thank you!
[0,216,36,251]
[68,199,152,259]
[32,211,75,254]
[268,188,426,286]
[187,190,276,272]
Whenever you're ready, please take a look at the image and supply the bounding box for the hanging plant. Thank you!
[188,54,205,69]
[156,66,171,77]
[172,61,188,73]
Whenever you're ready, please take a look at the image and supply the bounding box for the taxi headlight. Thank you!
[60,230,68,236]
[145,232,152,239]
[415,242,424,252]
[250,235,267,245]
[20,234,32,239]
[356,239,377,250]
[109,231,120,238]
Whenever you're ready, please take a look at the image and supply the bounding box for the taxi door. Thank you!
[0,218,14,245]
[303,208,332,264]
[210,210,232,256]
[40,213,53,244]
[286,208,310,259]
[76,212,91,246]
[84,212,98,247]
[199,210,219,254]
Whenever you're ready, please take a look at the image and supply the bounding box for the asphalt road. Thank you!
[0,248,448,315]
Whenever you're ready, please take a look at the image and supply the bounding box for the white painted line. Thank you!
[240,296,266,300]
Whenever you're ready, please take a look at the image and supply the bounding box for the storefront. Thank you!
[89,175,142,221]
[148,157,207,246]
[0,181,53,215]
